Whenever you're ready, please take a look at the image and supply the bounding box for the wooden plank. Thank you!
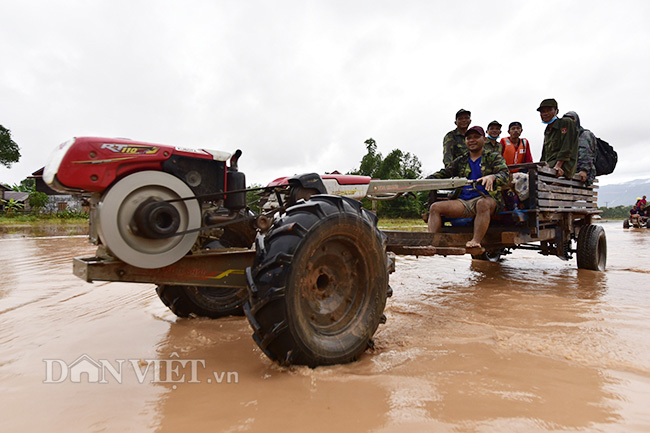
[537,191,598,202]
[537,173,586,188]
[538,199,597,208]
[537,166,585,182]
[508,162,550,170]
[537,174,598,190]
[387,245,470,256]
[537,183,597,197]
[538,208,601,213]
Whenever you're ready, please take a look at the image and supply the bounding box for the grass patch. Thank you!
[378,217,427,231]
[0,215,89,225]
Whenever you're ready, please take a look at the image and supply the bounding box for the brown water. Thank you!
[1,221,649,432]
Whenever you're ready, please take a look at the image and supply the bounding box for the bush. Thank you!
[54,209,90,219]
[28,191,49,213]
[598,206,630,220]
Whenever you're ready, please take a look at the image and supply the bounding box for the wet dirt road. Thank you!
[1,221,649,432]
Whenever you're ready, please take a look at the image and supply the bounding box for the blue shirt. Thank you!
[458,157,487,200]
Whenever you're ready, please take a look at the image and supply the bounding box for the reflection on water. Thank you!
[0,223,88,239]
[1,221,649,432]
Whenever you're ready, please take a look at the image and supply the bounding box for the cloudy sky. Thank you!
[1,0,648,188]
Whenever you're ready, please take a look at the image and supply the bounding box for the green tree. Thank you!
[2,198,25,213]
[0,125,21,168]
[246,184,263,214]
[355,139,382,177]
[11,178,35,192]
[28,191,49,214]
[349,138,425,218]
[598,205,630,220]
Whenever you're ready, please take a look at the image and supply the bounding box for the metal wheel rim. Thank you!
[297,235,368,335]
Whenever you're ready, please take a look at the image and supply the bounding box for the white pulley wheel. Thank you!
[96,171,201,269]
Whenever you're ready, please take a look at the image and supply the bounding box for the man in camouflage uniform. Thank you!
[485,120,503,154]
[443,109,471,167]
[563,111,596,185]
[537,98,578,178]
[428,125,509,248]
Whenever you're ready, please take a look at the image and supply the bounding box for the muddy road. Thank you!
[1,221,649,432]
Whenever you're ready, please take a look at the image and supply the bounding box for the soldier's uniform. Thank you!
[484,137,503,155]
[564,111,596,186]
[429,149,510,212]
[442,128,467,167]
[538,99,578,179]
[484,120,503,155]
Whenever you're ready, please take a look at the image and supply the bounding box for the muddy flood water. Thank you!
[1,220,649,432]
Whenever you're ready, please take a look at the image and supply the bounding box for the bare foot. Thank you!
[466,240,481,248]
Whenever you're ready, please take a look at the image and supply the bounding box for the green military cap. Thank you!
[537,98,558,111]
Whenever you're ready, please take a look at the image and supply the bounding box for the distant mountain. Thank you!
[597,178,650,207]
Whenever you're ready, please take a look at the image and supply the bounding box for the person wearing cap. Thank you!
[500,121,533,172]
[563,111,597,185]
[485,120,503,154]
[427,125,509,248]
[537,98,578,178]
[443,109,471,167]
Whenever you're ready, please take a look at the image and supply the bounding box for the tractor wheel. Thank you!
[576,224,607,271]
[472,248,506,262]
[244,195,388,367]
[623,219,630,229]
[158,215,256,318]
[156,285,247,318]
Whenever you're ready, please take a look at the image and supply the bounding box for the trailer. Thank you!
[385,163,605,270]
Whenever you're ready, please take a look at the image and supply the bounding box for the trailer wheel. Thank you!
[623,219,630,229]
[156,285,246,318]
[576,224,607,271]
[245,195,388,367]
[472,248,505,262]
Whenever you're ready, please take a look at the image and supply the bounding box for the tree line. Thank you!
[347,138,427,218]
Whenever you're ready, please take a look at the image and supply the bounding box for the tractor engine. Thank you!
[43,137,253,269]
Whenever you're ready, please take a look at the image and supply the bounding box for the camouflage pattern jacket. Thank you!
[442,128,467,167]
[428,150,510,211]
[577,127,597,186]
[541,117,578,178]
[484,137,503,155]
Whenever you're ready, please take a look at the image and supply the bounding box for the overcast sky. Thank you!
[1,0,649,189]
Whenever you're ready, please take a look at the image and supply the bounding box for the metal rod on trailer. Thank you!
[366,178,472,198]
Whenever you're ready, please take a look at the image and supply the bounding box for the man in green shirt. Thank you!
[537,98,578,178]
[485,120,503,154]
[428,126,509,248]
[443,109,471,167]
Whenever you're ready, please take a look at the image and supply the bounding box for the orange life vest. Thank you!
[502,137,529,170]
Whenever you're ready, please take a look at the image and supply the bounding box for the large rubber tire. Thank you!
[576,224,607,271]
[155,215,255,319]
[472,248,506,262]
[244,195,388,367]
[156,285,246,318]
[623,219,630,229]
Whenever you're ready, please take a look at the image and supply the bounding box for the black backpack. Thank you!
[594,137,617,176]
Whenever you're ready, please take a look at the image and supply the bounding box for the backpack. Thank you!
[594,137,617,176]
